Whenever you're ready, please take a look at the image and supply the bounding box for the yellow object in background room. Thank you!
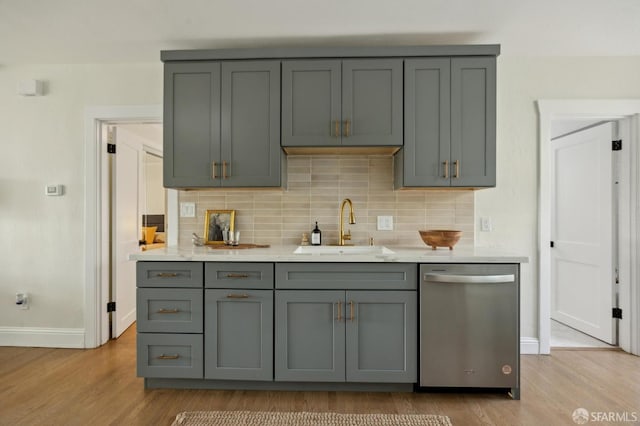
[142,226,157,244]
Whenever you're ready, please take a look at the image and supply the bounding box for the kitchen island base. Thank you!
[144,378,413,392]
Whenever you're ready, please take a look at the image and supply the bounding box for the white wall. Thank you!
[476,56,640,340]
[0,63,161,346]
[2,55,640,347]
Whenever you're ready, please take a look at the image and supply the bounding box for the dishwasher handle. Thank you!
[424,273,515,284]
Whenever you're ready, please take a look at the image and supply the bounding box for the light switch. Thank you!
[377,216,393,231]
[481,217,493,232]
[180,202,196,218]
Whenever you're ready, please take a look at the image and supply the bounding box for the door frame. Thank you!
[537,99,640,355]
[83,105,176,348]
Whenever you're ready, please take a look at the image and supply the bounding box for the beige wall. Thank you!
[1,55,640,347]
[179,155,475,248]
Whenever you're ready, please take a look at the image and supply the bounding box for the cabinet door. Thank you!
[275,290,345,382]
[204,289,273,381]
[450,57,496,187]
[281,60,341,147]
[345,291,417,383]
[399,58,450,187]
[221,61,281,187]
[342,59,403,146]
[164,62,221,188]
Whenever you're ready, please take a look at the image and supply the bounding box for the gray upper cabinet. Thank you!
[396,56,496,188]
[164,60,281,188]
[164,62,221,188]
[282,59,403,147]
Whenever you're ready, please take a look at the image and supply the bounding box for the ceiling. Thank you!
[1,0,639,64]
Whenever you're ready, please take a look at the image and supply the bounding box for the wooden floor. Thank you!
[1,326,638,426]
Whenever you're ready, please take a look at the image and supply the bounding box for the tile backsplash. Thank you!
[178,155,475,248]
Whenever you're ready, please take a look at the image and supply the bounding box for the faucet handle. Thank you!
[344,230,352,241]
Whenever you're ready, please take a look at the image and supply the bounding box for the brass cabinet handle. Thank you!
[222,161,228,179]
[344,119,351,137]
[212,161,218,179]
[334,120,339,137]
[454,160,460,178]
[337,301,342,322]
[157,308,179,314]
[226,293,249,299]
[443,160,449,179]
[226,273,249,278]
[156,272,178,278]
[157,354,180,360]
[350,300,355,321]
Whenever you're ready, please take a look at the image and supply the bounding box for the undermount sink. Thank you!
[292,245,395,255]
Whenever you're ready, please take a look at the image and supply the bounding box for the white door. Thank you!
[551,122,616,344]
[111,129,140,338]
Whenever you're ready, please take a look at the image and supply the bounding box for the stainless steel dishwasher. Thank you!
[419,264,520,399]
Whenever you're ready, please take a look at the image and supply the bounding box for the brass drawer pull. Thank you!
[157,308,179,314]
[334,120,339,137]
[156,272,178,278]
[454,160,460,178]
[337,301,342,322]
[443,160,449,179]
[223,161,229,179]
[212,161,218,179]
[344,119,351,137]
[350,300,355,321]
[157,354,180,360]
[226,293,249,299]
[226,273,249,279]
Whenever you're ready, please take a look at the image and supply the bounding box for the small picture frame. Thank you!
[204,210,235,245]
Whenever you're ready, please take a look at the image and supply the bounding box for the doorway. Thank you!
[537,99,640,356]
[104,122,165,339]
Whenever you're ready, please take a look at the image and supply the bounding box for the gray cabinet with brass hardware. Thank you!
[281,59,403,147]
[136,262,204,380]
[204,262,275,381]
[274,263,417,383]
[137,288,203,333]
[396,56,496,188]
[204,289,273,380]
[205,262,274,289]
[164,61,281,188]
[137,333,204,379]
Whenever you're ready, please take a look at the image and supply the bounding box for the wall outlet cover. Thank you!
[180,202,196,218]
[377,216,393,231]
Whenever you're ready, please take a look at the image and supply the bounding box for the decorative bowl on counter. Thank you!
[419,230,462,250]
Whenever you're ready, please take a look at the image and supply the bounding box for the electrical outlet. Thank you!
[377,216,393,231]
[480,217,493,232]
[180,202,196,218]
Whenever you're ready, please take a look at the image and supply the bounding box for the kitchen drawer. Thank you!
[137,288,203,333]
[275,263,417,290]
[137,261,203,288]
[137,333,203,379]
[205,262,274,289]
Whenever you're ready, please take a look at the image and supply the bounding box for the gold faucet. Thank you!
[338,198,356,246]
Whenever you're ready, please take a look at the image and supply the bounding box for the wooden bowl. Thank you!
[419,230,462,250]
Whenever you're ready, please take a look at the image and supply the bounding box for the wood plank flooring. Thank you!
[1,325,638,426]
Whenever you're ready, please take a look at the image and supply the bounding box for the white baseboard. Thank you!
[521,337,540,354]
[0,327,85,348]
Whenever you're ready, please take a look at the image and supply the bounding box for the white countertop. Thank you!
[129,245,528,263]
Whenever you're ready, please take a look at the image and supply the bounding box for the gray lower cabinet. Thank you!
[163,60,281,188]
[204,289,273,381]
[396,56,496,188]
[281,59,402,147]
[275,289,416,383]
[136,262,204,380]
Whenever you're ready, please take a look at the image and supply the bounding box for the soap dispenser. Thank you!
[311,221,322,246]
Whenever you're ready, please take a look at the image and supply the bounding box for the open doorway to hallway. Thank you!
[101,121,164,340]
